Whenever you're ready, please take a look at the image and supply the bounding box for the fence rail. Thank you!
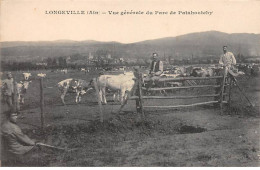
[143,76,223,82]
[142,85,221,91]
[143,101,219,109]
[130,93,227,100]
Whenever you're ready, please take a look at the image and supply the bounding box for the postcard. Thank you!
[1,0,259,167]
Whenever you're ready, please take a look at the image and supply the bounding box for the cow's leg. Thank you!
[117,91,120,102]
[75,91,79,104]
[21,95,24,104]
[123,91,128,105]
[113,93,116,102]
[17,94,21,104]
[120,89,126,105]
[75,91,82,103]
[113,91,120,102]
[99,89,103,103]
[61,89,68,105]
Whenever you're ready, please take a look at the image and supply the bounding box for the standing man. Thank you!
[215,46,237,104]
[2,72,14,111]
[219,46,236,72]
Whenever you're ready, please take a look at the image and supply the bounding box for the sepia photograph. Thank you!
[0,0,260,167]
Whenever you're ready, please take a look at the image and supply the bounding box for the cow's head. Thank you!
[83,79,94,92]
[80,90,87,95]
[87,79,94,87]
[190,68,201,77]
[23,73,32,80]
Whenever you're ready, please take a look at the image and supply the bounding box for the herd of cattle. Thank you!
[0,63,259,109]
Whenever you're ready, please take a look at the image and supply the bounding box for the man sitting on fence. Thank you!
[146,53,164,88]
[149,52,164,78]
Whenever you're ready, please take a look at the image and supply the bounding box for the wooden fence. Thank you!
[128,67,230,117]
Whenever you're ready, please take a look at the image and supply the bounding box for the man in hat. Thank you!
[1,112,36,163]
[2,72,15,111]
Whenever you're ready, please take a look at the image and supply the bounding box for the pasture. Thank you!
[1,68,260,166]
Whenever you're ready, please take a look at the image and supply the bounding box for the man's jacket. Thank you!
[1,121,35,155]
[150,60,163,75]
[2,78,14,96]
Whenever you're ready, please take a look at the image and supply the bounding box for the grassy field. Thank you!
[1,69,260,166]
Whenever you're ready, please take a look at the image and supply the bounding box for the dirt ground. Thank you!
[1,69,260,166]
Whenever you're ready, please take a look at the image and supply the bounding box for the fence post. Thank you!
[13,77,20,112]
[228,74,232,114]
[137,69,144,119]
[133,70,140,113]
[93,78,103,122]
[40,77,45,129]
[220,66,227,113]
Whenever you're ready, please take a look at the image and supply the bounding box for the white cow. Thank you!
[37,73,46,78]
[95,72,135,105]
[190,67,215,77]
[61,69,68,74]
[16,80,31,104]
[58,78,92,105]
[80,68,89,74]
[23,73,32,80]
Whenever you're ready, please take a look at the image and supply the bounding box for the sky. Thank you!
[1,0,260,43]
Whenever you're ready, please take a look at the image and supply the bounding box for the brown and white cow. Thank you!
[16,80,32,104]
[58,78,92,105]
[60,69,68,74]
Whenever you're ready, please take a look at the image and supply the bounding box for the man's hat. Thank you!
[7,72,12,77]
[152,52,158,57]
[6,111,18,119]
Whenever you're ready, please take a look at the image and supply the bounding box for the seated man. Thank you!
[149,52,164,78]
[146,53,164,94]
[1,112,37,165]
[147,53,164,84]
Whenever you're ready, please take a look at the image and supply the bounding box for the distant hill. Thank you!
[1,31,260,62]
